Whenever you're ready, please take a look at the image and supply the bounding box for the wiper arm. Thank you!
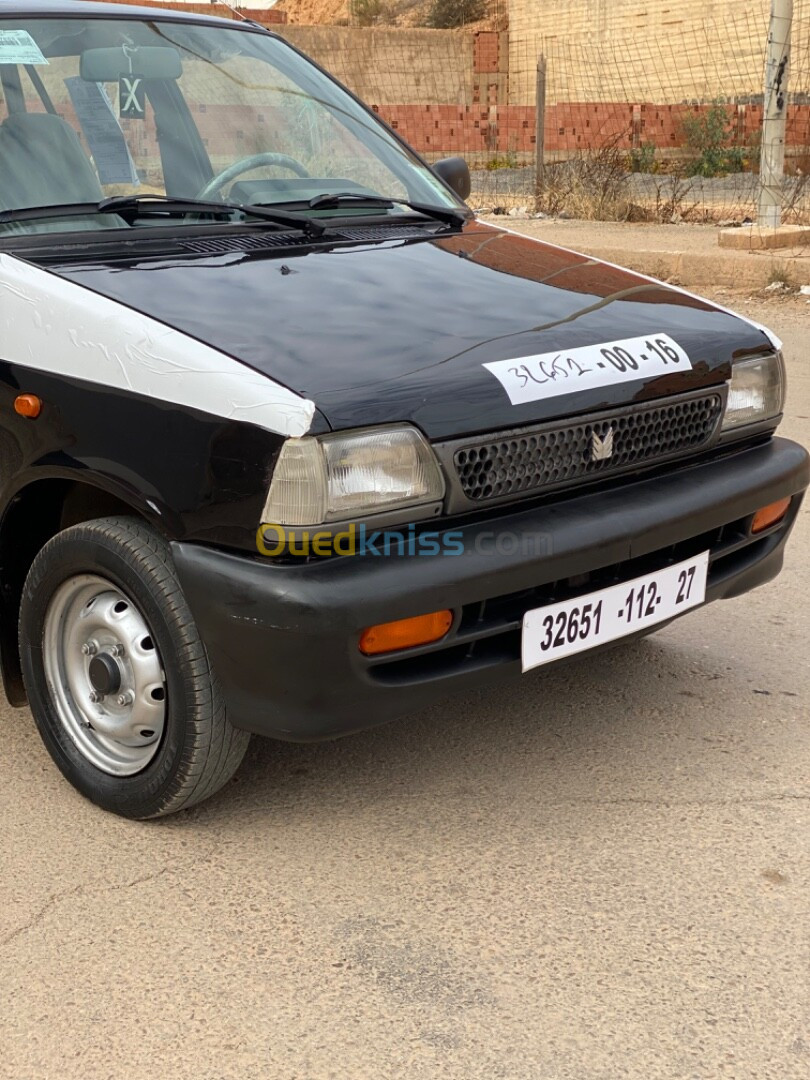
[0,194,326,236]
[306,191,467,227]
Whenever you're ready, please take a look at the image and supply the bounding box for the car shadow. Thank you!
[173,630,716,826]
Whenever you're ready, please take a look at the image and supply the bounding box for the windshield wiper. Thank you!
[100,194,326,236]
[305,192,467,227]
[0,194,326,237]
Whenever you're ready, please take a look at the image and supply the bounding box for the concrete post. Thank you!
[535,54,546,202]
[758,0,793,229]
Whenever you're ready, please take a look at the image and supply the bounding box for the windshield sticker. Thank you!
[483,334,692,405]
[0,29,48,65]
[65,77,140,186]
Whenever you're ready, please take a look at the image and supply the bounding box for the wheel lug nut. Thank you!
[89,690,104,704]
[111,644,125,658]
[117,691,133,707]
[82,641,98,656]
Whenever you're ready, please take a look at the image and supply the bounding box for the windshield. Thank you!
[0,15,461,236]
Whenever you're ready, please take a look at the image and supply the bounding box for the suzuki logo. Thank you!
[591,428,615,462]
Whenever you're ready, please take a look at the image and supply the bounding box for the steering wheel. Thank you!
[197,153,312,201]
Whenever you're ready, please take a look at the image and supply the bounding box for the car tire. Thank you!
[19,516,249,819]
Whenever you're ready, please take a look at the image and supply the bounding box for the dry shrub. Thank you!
[427,0,487,28]
[535,132,699,223]
[782,172,810,222]
[646,171,698,223]
[535,135,631,220]
[351,0,382,25]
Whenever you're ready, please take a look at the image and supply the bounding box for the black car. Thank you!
[1,2,807,818]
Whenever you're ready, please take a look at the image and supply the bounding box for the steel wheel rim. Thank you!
[42,574,167,776]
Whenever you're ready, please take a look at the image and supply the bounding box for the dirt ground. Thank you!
[276,0,348,25]
[275,0,504,29]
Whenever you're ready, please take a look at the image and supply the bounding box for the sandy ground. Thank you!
[488,217,746,254]
[477,217,810,290]
[480,215,810,258]
[1,295,809,1079]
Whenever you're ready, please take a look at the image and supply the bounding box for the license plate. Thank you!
[522,551,709,672]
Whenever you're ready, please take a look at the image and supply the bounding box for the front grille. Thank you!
[453,392,724,504]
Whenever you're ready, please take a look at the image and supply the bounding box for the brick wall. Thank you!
[372,103,810,159]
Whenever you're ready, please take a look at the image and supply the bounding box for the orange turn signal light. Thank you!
[14,393,42,419]
[752,497,791,534]
[359,610,453,656]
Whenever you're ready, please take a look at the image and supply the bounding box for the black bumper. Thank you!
[172,437,809,740]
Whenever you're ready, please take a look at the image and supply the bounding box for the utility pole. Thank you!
[758,0,793,229]
[535,55,546,204]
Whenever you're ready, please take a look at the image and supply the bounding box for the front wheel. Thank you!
[19,517,249,818]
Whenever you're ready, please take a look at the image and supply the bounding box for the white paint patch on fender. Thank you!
[0,252,315,437]
[478,220,784,352]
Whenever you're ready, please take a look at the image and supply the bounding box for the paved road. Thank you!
[2,296,808,1080]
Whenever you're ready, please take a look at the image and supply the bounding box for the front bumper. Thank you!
[172,437,809,740]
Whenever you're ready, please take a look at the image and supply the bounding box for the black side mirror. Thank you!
[432,157,471,202]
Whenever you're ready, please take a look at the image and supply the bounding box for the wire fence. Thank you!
[284,9,810,222]
[516,7,810,224]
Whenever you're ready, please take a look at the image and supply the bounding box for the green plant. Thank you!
[426,0,487,29]
[628,141,657,174]
[485,149,518,171]
[680,106,750,177]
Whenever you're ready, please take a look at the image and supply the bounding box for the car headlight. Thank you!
[722,352,786,430]
[261,425,445,526]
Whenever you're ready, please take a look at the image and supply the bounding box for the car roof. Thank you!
[0,0,246,30]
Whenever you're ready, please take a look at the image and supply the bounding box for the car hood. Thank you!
[43,221,773,440]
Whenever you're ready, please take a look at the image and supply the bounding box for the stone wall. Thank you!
[507,0,772,42]
[277,27,483,107]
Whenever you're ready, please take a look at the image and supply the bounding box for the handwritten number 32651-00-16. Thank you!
[483,333,692,406]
